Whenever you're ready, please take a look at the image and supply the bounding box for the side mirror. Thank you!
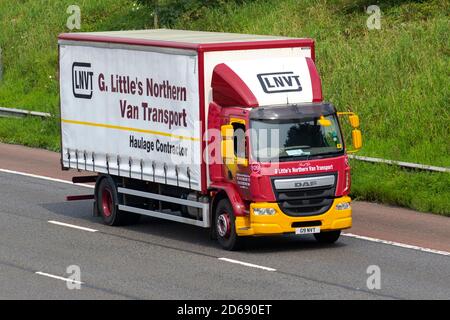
[351,129,362,150]
[337,111,362,153]
[349,115,360,128]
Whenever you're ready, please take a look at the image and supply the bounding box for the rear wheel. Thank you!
[215,199,243,251]
[314,230,341,244]
[96,176,140,226]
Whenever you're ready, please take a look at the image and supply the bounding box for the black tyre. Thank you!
[314,230,341,244]
[96,176,140,226]
[215,199,243,251]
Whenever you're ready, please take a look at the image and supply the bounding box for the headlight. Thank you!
[336,202,351,210]
[253,207,277,216]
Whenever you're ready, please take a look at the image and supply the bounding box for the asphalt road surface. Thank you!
[1,171,449,300]
[0,143,449,299]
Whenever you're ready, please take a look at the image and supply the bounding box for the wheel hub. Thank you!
[217,213,231,238]
[101,188,113,217]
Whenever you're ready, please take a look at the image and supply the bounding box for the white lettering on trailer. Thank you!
[236,173,250,189]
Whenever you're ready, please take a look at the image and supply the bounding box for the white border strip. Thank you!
[119,205,209,228]
[343,233,450,256]
[118,187,209,209]
[35,271,84,285]
[219,258,276,271]
[48,220,98,233]
[0,168,93,188]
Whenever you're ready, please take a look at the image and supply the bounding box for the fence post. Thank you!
[154,3,159,29]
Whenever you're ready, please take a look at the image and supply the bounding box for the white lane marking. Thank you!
[0,168,94,188]
[219,258,276,271]
[35,271,84,285]
[343,233,450,257]
[48,220,98,233]
[1,167,449,257]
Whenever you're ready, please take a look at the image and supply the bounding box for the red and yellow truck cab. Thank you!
[208,59,362,249]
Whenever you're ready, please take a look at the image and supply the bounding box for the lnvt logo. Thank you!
[72,62,93,99]
[257,72,302,94]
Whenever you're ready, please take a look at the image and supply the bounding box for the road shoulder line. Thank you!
[0,168,93,188]
[35,271,84,285]
[48,220,98,233]
[343,233,450,256]
[219,258,276,271]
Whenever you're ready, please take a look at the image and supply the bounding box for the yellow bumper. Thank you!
[235,196,352,236]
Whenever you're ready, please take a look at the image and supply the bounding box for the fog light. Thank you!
[253,207,277,216]
[336,202,351,210]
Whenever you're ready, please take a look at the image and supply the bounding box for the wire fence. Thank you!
[0,107,51,119]
[348,155,449,173]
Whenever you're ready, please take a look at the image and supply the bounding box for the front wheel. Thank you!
[314,230,341,244]
[215,199,243,251]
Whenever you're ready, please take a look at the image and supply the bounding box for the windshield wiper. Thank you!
[275,150,342,161]
[283,145,312,150]
[276,154,311,161]
[312,150,344,158]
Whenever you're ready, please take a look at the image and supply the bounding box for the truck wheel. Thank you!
[314,230,341,244]
[97,176,139,226]
[215,199,243,251]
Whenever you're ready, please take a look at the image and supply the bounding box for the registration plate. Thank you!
[295,227,320,235]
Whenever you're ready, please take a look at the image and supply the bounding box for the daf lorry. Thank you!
[58,29,362,250]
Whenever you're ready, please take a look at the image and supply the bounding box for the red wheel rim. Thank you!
[217,212,231,239]
[101,188,113,217]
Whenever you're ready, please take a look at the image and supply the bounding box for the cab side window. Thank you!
[232,122,247,159]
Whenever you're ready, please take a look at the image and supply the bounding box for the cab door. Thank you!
[222,118,251,199]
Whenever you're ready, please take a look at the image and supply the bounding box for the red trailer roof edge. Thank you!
[58,33,200,50]
[58,33,314,55]
[199,39,314,53]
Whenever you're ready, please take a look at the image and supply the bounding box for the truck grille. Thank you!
[272,173,337,217]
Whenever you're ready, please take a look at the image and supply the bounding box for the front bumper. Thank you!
[235,196,352,236]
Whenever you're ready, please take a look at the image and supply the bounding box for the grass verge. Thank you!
[351,160,450,216]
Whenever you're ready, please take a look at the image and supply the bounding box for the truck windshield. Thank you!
[250,114,344,162]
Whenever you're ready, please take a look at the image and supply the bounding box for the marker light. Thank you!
[253,207,277,216]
